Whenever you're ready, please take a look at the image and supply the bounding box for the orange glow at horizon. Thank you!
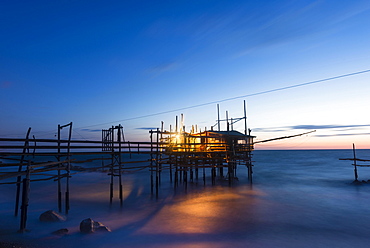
[255,136,370,150]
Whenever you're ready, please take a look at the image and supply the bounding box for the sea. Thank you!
[1,149,370,248]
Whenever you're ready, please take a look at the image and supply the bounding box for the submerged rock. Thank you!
[80,218,111,233]
[94,221,111,232]
[39,210,66,222]
[80,218,94,233]
[52,228,69,236]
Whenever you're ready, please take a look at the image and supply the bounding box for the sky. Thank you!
[1,0,370,149]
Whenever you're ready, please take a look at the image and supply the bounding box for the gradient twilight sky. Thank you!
[1,0,370,149]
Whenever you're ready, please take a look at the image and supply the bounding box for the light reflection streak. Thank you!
[137,186,267,235]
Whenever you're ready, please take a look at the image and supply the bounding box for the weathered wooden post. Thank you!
[160,122,164,185]
[150,130,154,194]
[57,124,62,212]
[117,124,123,206]
[19,162,30,233]
[169,125,173,183]
[65,122,72,214]
[353,143,358,181]
[56,122,72,213]
[15,127,31,217]
[156,128,159,198]
[109,126,114,205]
[217,104,221,131]
[174,156,179,188]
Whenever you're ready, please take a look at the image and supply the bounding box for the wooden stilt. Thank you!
[169,125,173,183]
[57,124,62,212]
[19,161,30,233]
[150,130,154,195]
[65,122,72,214]
[15,127,31,217]
[109,126,114,205]
[118,125,123,206]
[156,128,159,198]
[174,162,178,189]
[353,143,358,181]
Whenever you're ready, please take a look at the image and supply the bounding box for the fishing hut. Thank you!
[147,101,255,193]
[149,127,255,189]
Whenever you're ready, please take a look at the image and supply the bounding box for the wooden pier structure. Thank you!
[0,104,255,232]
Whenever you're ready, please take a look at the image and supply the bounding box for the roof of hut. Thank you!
[194,130,256,138]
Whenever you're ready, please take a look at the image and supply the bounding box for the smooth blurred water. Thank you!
[2,149,370,248]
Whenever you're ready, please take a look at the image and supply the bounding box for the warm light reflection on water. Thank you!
[136,186,267,235]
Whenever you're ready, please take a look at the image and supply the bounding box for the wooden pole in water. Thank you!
[226,111,229,131]
[110,126,114,205]
[57,124,62,212]
[181,114,184,133]
[19,161,30,233]
[19,178,29,232]
[150,130,154,194]
[190,159,194,182]
[203,164,206,185]
[65,122,72,214]
[219,161,223,178]
[249,157,253,184]
[353,143,358,181]
[174,123,179,188]
[217,104,220,131]
[244,100,247,135]
[174,154,178,188]
[156,128,159,198]
[195,158,198,181]
[160,122,164,185]
[176,116,178,133]
[179,129,183,183]
[244,100,252,183]
[169,125,173,183]
[118,125,123,206]
[15,127,31,217]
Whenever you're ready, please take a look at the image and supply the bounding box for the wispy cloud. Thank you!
[314,133,370,137]
[255,124,369,132]
[235,1,370,57]
[290,124,370,130]
[253,128,288,132]
[255,124,370,139]
[136,127,158,130]
[146,62,178,77]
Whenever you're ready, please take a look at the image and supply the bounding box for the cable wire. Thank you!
[78,68,370,128]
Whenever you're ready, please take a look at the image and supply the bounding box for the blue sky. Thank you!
[1,0,370,149]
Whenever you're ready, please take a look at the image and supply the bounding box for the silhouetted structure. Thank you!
[0,102,255,232]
